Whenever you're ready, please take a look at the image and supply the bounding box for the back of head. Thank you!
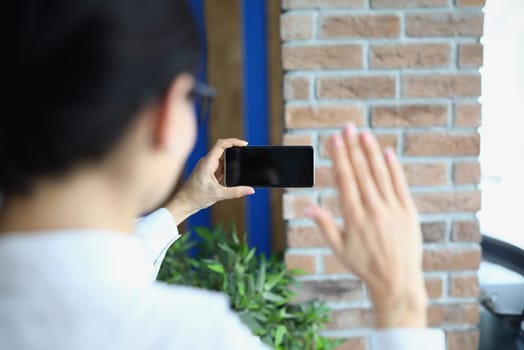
[2,0,200,195]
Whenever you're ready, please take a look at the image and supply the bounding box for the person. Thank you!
[0,0,444,349]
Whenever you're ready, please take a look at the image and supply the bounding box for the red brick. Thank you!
[454,162,481,184]
[404,163,449,186]
[375,134,399,151]
[447,330,480,350]
[336,338,368,350]
[283,133,314,146]
[421,222,447,243]
[283,44,363,70]
[425,277,443,299]
[328,308,374,329]
[280,13,314,40]
[371,0,447,7]
[318,76,396,99]
[403,74,481,98]
[428,303,479,326]
[423,247,481,271]
[282,0,365,9]
[455,103,481,127]
[299,279,365,302]
[458,44,483,68]
[371,44,450,69]
[284,75,310,100]
[406,12,484,37]
[450,274,480,297]
[320,14,400,39]
[452,220,481,243]
[320,133,398,157]
[323,254,350,274]
[413,191,481,214]
[374,134,399,152]
[283,193,316,219]
[285,254,316,274]
[372,104,448,128]
[287,226,327,248]
[285,105,364,129]
[315,166,335,188]
[456,0,485,7]
[318,135,339,158]
[404,133,480,156]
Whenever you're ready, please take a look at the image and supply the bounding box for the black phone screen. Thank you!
[224,146,314,188]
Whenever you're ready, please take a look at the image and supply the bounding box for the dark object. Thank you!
[479,305,524,350]
[480,235,524,349]
[224,146,314,188]
[482,235,524,277]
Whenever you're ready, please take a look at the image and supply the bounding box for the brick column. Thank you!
[281,1,484,349]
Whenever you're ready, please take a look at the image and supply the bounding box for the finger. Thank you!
[359,131,396,203]
[329,134,363,219]
[218,186,255,200]
[304,206,344,258]
[343,123,381,208]
[384,147,412,207]
[207,138,248,162]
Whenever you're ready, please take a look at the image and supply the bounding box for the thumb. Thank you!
[304,206,344,257]
[219,186,255,200]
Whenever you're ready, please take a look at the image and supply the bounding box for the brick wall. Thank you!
[280,1,484,349]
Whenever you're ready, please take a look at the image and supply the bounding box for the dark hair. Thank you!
[2,0,201,195]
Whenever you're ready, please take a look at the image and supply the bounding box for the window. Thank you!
[480,0,524,249]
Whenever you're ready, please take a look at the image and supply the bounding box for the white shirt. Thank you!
[0,208,444,350]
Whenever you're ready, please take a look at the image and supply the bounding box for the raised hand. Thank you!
[305,124,427,328]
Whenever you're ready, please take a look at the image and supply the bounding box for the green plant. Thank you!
[157,225,342,350]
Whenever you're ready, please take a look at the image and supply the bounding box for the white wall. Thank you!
[480,0,524,248]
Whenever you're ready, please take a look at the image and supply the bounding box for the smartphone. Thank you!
[224,146,314,188]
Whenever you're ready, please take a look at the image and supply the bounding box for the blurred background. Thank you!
[182,0,284,255]
[185,0,524,256]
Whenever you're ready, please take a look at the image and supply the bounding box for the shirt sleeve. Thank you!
[370,329,445,350]
[134,208,180,280]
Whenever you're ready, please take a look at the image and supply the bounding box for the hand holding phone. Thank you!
[167,139,255,225]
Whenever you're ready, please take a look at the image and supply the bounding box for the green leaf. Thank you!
[245,248,255,263]
[244,275,254,297]
[253,312,268,323]
[207,263,224,274]
[194,227,213,241]
[279,308,295,319]
[237,279,246,296]
[274,325,286,347]
[238,311,263,334]
[264,269,286,291]
[231,224,239,244]
[262,291,286,304]
[256,258,266,292]
[289,268,307,276]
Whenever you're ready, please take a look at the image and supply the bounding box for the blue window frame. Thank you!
[185,0,272,256]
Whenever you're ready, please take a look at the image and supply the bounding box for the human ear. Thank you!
[153,73,195,152]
